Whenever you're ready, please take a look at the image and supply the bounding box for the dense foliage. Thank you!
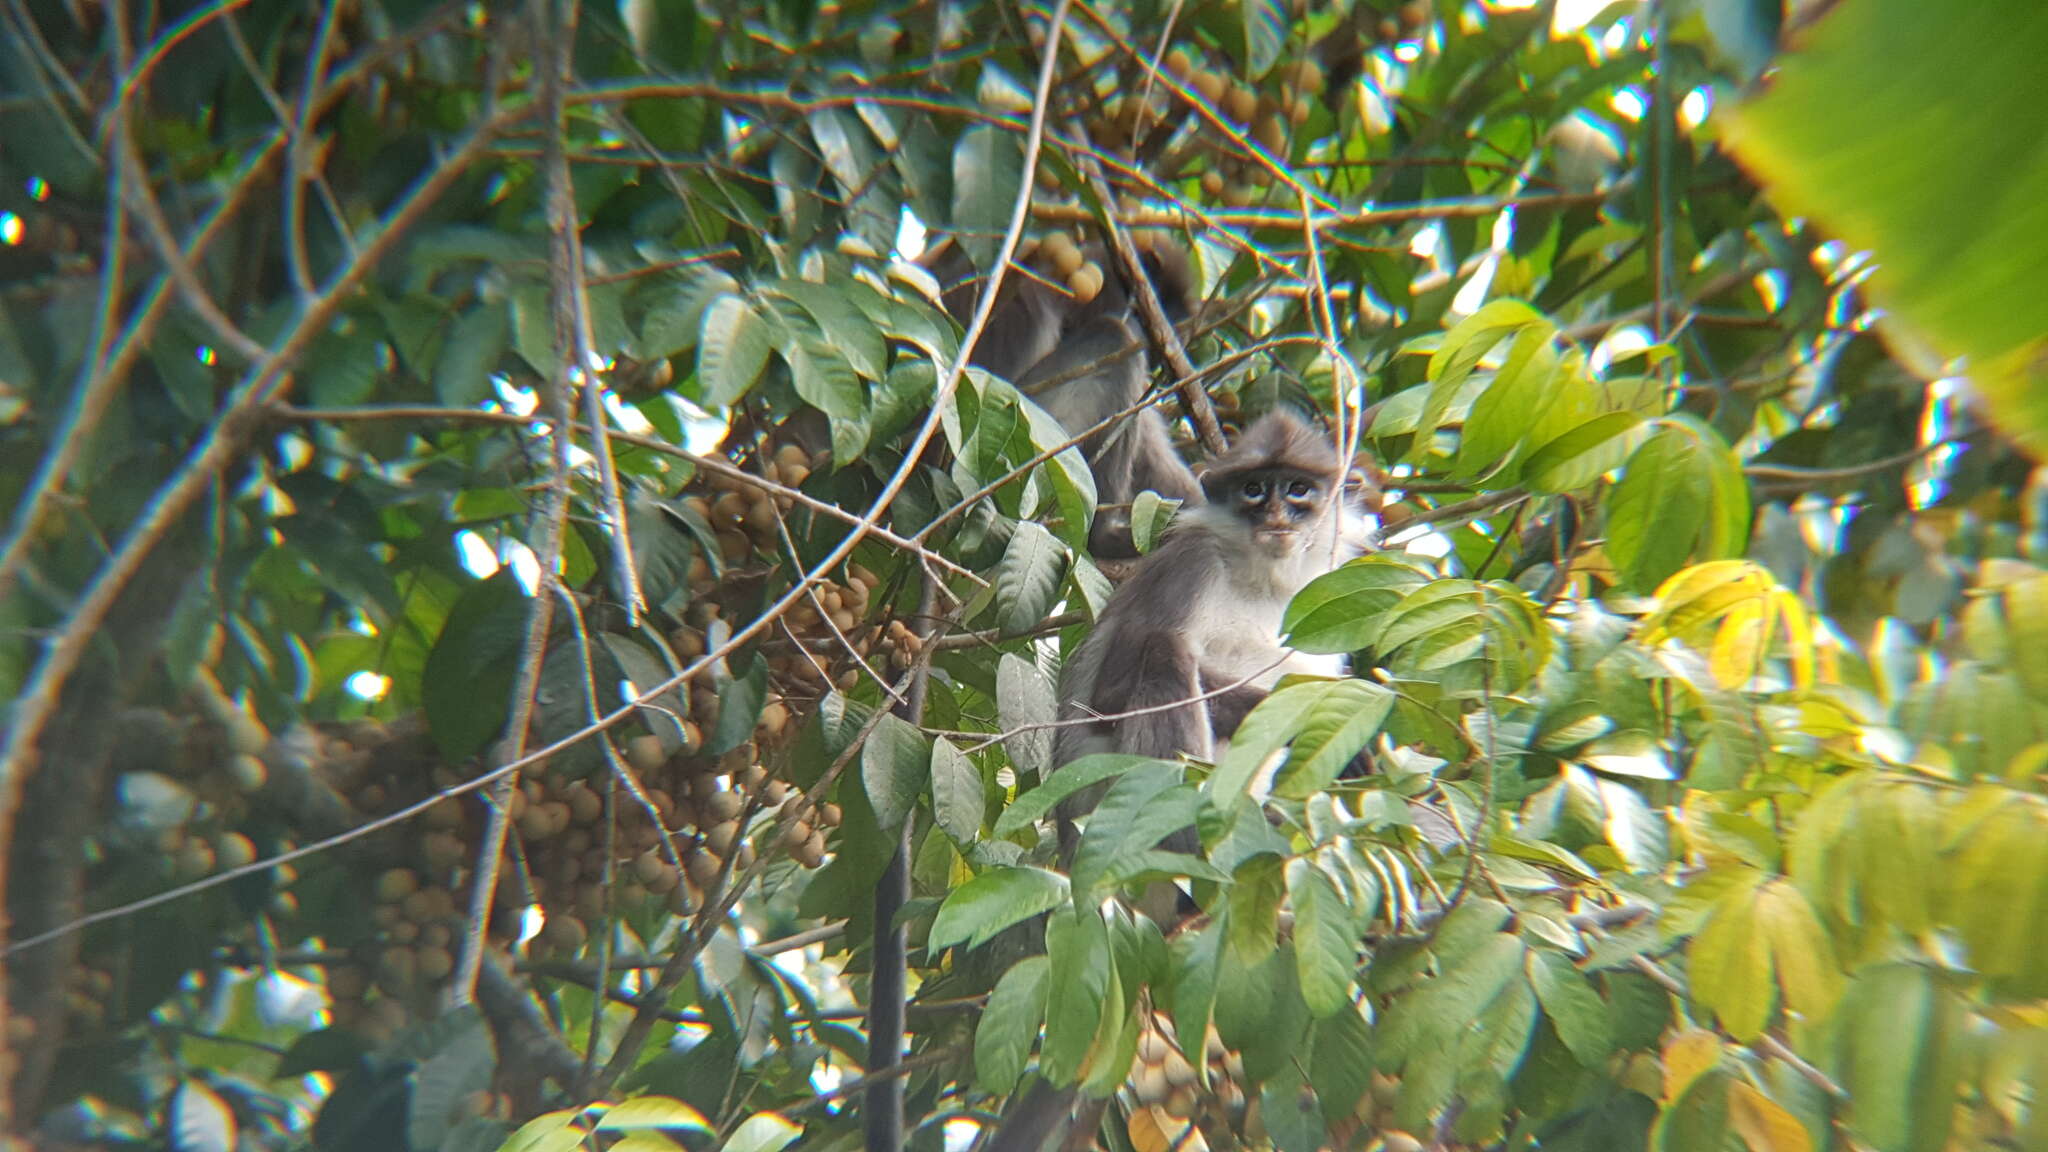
[3,0,2047,1150]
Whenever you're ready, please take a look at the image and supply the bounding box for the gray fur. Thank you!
[937,239,1204,558]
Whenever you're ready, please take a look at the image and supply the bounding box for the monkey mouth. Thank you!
[1252,527,1298,550]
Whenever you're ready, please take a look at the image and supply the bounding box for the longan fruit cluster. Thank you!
[1168,50,1326,208]
[1126,1022,1249,1148]
[1012,231,1106,307]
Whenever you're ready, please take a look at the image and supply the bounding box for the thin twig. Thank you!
[448,0,582,1012]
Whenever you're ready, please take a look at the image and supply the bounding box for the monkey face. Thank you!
[1223,468,1330,556]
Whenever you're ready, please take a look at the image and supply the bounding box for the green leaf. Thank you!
[1170,921,1225,1086]
[306,330,383,408]
[434,301,509,408]
[1754,879,1841,1020]
[995,754,1160,837]
[861,713,930,837]
[703,654,768,757]
[1521,411,1648,494]
[421,572,528,760]
[1287,858,1357,1017]
[951,126,1025,269]
[1688,871,1774,1041]
[929,867,1070,951]
[1210,681,1333,805]
[1724,0,2048,456]
[1070,766,1195,896]
[1651,1065,1733,1152]
[995,520,1066,635]
[1412,300,1549,461]
[1309,1005,1376,1122]
[975,955,1051,1093]
[640,268,741,359]
[1283,555,1435,655]
[1458,325,1559,479]
[1042,906,1112,1085]
[995,654,1056,781]
[696,294,772,408]
[1607,423,1713,592]
[1829,963,1965,1152]
[930,737,985,844]
[1239,0,1288,78]
[1128,491,1179,555]
[1272,679,1395,799]
[763,280,887,381]
[1527,951,1613,1066]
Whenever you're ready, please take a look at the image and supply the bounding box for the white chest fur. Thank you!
[1186,574,1344,689]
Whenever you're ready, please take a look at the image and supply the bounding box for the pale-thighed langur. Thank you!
[1053,407,1380,794]
[984,409,1380,1152]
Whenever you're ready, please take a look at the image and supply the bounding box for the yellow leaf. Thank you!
[1729,1080,1814,1152]
[1711,598,1768,688]
[1774,589,1815,690]
[1662,1029,1724,1102]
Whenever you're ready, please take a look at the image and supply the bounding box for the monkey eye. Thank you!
[1286,479,1314,499]
[1241,479,1267,500]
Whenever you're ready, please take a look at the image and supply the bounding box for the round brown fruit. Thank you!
[703,820,741,858]
[215,832,258,870]
[1043,232,1084,276]
[1201,169,1226,197]
[376,868,420,904]
[702,790,744,824]
[174,839,215,880]
[1068,263,1105,303]
[377,946,419,991]
[626,734,666,774]
[1225,85,1259,124]
[1192,70,1229,107]
[685,848,724,889]
[226,753,268,793]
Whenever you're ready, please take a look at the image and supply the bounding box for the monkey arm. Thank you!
[1196,675,1270,739]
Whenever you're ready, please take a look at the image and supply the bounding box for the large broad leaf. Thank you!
[1607,418,1750,593]
[861,713,930,837]
[421,572,528,760]
[1287,858,1357,1017]
[1283,554,1435,655]
[929,866,1069,951]
[696,294,773,408]
[1041,906,1113,1085]
[434,301,509,408]
[951,125,1026,269]
[994,754,1161,837]
[929,737,985,844]
[975,955,1051,1092]
[995,654,1057,781]
[1724,0,2048,457]
[995,520,1066,635]
[1828,964,1966,1152]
